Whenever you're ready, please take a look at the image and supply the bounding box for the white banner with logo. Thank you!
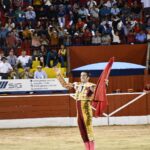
[0,79,68,92]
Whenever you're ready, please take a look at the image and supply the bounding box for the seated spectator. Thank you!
[78,5,90,21]
[83,28,92,45]
[58,44,67,67]
[135,30,147,43]
[121,2,131,17]
[112,30,121,44]
[34,65,47,79]
[9,66,22,79]
[127,30,136,44]
[0,56,13,79]
[0,26,9,49]
[72,32,83,45]
[58,5,66,28]
[39,45,47,67]
[7,48,17,68]
[20,67,33,79]
[76,18,85,31]
[87,0,97,9]
[147,29,150,42]
[5,18,15,32]
[111,4,120,16]
[89,4,99,21]
[14,7,26,23]
[99,5,111,17]
[25,6,36,24]
[12,0,23,9]
[17,50,32,68]
[2,0,12,12]
[46,49,58,68]
[92,30,101,45]
[101,34,111,45]
[0,51,5,60]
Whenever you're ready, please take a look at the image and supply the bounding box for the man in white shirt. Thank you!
[17,50,32,68]
[0,56,13,79]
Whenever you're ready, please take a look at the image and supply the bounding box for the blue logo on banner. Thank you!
[0,81,8,89]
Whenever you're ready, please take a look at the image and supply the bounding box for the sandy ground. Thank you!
[0,125,150,150]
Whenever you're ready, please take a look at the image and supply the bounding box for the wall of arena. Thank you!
[0,92,149,128]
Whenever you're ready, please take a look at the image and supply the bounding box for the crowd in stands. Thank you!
[0,0,149,79]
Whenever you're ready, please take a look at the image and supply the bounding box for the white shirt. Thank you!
[17,55,31,67]
[0,61,13,73]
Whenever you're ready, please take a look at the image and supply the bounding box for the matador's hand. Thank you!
[105,79,109,86]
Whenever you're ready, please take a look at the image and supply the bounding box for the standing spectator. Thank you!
[31,31,41,52]
[7,48,17,68]
[34,65,47,79]
[0,56,13,79]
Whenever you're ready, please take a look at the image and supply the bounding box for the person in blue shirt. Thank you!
[34,65,47,79]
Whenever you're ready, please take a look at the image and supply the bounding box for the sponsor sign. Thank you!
[0,79,68,92]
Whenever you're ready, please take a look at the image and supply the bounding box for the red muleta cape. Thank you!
[92,57,114,117]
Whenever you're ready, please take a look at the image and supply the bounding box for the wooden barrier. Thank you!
[0,93,149,119]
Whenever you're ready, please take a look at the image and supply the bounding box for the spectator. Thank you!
[78,5,90,21]
[20,67,33,79]
[17,50,32,68]
[25,6,36,24]
[0,56,13,79]
[112,30,121,44]
[10,66,21,79]
[92,30,101,45]
[34,65,47,79]
[5,18,15,32]
[87,0,97,9]
[111,4,120,16]
[0,26,8,49]
[135,30,147,43]
[147,29,150,42]
[31,31,41,54]
[6,31,18,51]
[127,30,136,44]
[14,7,26,23]
[58,44,67,67]
[46,49,58,68]
[1,0,12,12]
[7,48,17,68]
